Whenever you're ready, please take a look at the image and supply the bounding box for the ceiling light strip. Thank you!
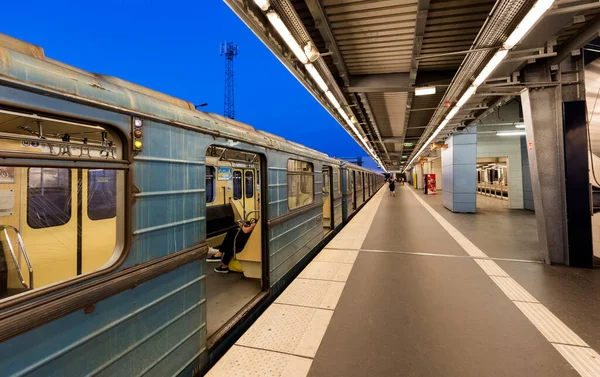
[404,0,555,172]
[256,1,385,170]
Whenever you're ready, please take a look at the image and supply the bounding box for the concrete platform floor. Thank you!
[208,186,600,377]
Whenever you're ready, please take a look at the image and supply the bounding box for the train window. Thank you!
[287,159,314,210]
[0,110,126,303]
[233,171,242,200]
[323,169,330,194]
[206,166,216,203]
[88,169,117,220]
[336,168,341,195]
[245,171,254,199]
[27,168,72,228]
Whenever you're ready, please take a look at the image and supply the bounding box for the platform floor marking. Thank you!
[207,188,386,376]
[407,186,600,376]
[360,248,543,263]
[206,345,312,377]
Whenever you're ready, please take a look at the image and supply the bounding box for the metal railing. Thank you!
[1,225,33,290]
[477,183,509,200]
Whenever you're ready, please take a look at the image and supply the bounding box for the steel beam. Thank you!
[547,2,600,15]
[347,73,411,92]
[520,62,569,265]
[304,0,350,86]
[550,15,600,65]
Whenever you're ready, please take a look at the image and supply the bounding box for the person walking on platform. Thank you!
[388,178,396,197]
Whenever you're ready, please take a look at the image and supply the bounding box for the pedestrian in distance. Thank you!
[388,178,396,197]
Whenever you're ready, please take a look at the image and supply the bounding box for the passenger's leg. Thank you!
[208,228,238,262]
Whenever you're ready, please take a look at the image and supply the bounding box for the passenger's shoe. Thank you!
[206,256,222,263]
[208,247,219,256]
[214,265,229,274]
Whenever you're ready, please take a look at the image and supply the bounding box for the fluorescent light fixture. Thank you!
[415,86,436,96]
[337,108,373,154]
[337,107,351,123]
[326,90,341,109]
[305,63,328,92]
[473,49,509,86]
[403,1,554,172]
[456,86,477,108]
[253,0,270,11]
[445,106,461,121]
[504,0,555,49]
[266,11,309,64]
[496,131,526,136]
[515,124,525,129]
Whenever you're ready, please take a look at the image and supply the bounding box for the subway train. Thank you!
[0,33,384,376]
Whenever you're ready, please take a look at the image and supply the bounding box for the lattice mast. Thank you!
[220,41,239,119]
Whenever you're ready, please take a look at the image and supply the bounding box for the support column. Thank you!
[521,61,592,266]
[520,137,535,211]
[442,127,477,213]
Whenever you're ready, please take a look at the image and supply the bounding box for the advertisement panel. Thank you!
[217,167,232,181]
[427,174,436,195]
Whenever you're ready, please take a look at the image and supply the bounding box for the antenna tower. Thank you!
[220,41,239,119]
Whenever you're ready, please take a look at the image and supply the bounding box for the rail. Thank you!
[0,225,33,290]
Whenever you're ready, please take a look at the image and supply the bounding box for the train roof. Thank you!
[0,34,381,173]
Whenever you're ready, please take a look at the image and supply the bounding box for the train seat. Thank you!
[206,204,237,239]
[235,219,261,279]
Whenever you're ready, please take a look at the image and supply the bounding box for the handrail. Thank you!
[245,210,260,221]
[0,225,33,290]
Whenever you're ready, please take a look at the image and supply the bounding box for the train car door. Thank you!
[232,169,243,219]
[351,170,357,210]
[322,166,333,230]
[82,169,117,274]
[244,169,257,218]
[362,173,366,202]
[20,167,77,288]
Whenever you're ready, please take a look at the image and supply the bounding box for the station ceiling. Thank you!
[224,0,600,171]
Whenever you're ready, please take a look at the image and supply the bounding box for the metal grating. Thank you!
[413,0,534,156]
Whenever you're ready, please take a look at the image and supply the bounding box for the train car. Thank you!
[0,34,384,376]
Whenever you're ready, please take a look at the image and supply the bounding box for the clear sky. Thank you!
[2,0,379,170]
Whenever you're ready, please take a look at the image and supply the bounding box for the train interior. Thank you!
[0,109,122,300]
[205,146,262,338]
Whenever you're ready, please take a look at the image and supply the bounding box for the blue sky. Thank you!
[2,0,379,170]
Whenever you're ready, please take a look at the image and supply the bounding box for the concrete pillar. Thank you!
[432,157,443,190]
[521,60,592,266]
[414,165,424,189]
[442,127,477,212]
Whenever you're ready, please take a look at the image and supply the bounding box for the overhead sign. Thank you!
[217,167,232,180]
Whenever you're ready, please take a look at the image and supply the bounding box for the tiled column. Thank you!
[442,128,477,213]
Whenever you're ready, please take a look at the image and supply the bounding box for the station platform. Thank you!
[207,186,600,377]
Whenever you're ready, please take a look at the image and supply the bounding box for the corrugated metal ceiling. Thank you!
[366,92,408,152]
[419,0,496,70]
[323,0,418,74]
[225,0,600,171]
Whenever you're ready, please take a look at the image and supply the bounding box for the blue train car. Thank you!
[0,34,384,376]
